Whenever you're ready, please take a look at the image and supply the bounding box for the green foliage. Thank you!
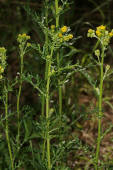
[0,0,113,170]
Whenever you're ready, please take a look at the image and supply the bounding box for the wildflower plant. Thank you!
[17,33,31,148]
[1,0,113,170]
[87,25,113,169]
[37,23,75,170]
[24,1,81,169]
[0,47,14,170]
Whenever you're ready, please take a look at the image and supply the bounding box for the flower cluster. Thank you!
[0,47,7,79]
[87,25,113,46]
[59,26,73,42]
[50,25,73,43]
[17,33,31,52]
[17,33,30,43]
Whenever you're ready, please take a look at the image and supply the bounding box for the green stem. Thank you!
[46,46,54,170]
[41,0,49,117]
[42,0,49,160]
[42,137,46,160]
[55,0,59,27]
[59,84,62,116]
[4,84,14,170]
[41,60,49,117]
[95,46,105,170]
[30,140,35,169]
[55,0,62,119]
[42,60,49,160]
[17,53,24,148]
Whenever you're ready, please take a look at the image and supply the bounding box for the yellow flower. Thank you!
[17,33,30,43]
[58,33,63,38]
[68,34,73,39]
[22,33,27,37]
[96,30,101,37]
[109,32,113,37]
[97,25,106,30]
[51,25,55,29]
[87,29,95,38]
[63,36,69,41]
[61,26,68,33]
[88,29,94,33]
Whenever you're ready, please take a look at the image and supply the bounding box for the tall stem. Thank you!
[17,53,24,148]
[46,46,54,170]
[55,0,59,27]
[4,84,14,170]
[55,0,62,120]
[95,46,105,169]
[41,0,49,117]
[42,0,49,160]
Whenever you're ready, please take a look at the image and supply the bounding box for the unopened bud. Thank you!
[95,49,100,58]
[106,64,110,71]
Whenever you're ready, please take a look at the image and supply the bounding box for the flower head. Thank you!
[109,32,113,37]
[17,33,30,43]
[95,25,106,38]
[87,29,95,38]
[88,25,113,46]
[51,25,55,29]
[61,26,68,33]
[88,29,94,33]
[68,34,73,39]
[63,36,70,41]
[96,30,101,37]
[97,25,106,31]
[58,33,63,38]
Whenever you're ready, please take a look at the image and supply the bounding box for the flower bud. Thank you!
[95,49,100,58]
[106,64,110,71]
